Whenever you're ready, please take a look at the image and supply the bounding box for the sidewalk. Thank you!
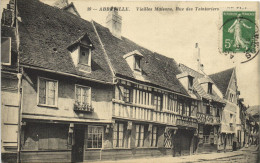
[90,146,258,163]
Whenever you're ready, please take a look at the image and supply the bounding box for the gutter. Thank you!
[20,64,114,85]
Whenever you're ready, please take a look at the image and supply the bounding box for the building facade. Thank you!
[1,0,248,162]
[210,68,240,151]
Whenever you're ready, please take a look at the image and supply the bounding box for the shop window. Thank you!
[87,126,103,148]
[38,77,58,107]
[153,93,163,111]
[75,85,91,105]
[113,122,125,148]
[135,124,145,147]
[151,126,157,147]
[22,123,69,150]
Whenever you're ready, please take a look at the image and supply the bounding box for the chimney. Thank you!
[106,8,122,39]
[1,0,15,27]
[194,43,203,71]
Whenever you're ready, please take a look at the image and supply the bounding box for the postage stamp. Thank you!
[220,11,259,63]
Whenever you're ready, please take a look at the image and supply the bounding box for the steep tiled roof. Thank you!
[209,68,234,96]
[179,64,225,103]
[17,0,113,83]
[93,22,188,95]
[16,0,189,96]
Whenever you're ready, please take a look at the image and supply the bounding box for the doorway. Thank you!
[72,126,85,162]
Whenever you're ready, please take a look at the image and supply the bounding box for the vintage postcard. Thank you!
[1,0,259,162]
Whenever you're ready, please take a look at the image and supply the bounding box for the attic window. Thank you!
[79,47,91,66]
[188,76,194,90]
[134,56,141,71]
[208,83,213,94]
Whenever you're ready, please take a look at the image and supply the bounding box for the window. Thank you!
[208,83,212,94]
[1,37,11,65]
[38,77,58,106]
[135,124,145,147]
[79,47,90,66]
[113,122,125,148]
[206,106,211,115]
[153,93,163,111]
[123,87,133,103]
[151,126,157,147]
[87,126,103,148]
[22,123,69,150]
[168,94,178,112]
[216,108,220,117]
[191,100,198,117]
[188,76,194,90]
[229,93,234,102]
[75,85,91,105]
[134,56,141,70]
[116,85,133,103]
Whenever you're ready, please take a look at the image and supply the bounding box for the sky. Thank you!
[1,0,259,106]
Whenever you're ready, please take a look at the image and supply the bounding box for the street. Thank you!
[92,146,259,163]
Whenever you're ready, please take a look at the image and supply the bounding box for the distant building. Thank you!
[210,68,239,151]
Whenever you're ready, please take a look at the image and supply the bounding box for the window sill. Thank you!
[37,104,58,109]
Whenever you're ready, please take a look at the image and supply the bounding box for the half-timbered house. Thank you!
[1,0,201,162]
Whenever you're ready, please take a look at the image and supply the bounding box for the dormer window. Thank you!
[188,76,194,90]
[208,83,212,94]
[123,50,143,74]
[79,47,91,66]
[134,56,141,71]
[68,33,94,73]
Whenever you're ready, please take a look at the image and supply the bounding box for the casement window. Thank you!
[113,122,125,148]
[168,94,178,112]
[135,89,150,105]
[87,126,103,149]
[75,85,91,105]
[116,85,133,103]
[153,93,163,111]
[134,56,141,70]
[185,102,191,116]
[191,100,198,117]
[208,83,213,94]
[188,76,194,90]
[151,126,157,147]
[135,124,145,147]
[79,47,91,66]
[38,77,58,107]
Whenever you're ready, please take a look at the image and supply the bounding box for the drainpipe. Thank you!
[17,72,22,163]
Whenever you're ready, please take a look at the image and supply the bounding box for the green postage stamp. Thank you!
[221,11,258,62]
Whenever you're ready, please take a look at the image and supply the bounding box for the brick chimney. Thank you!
[1,0,15,27]
[106,8,122,39]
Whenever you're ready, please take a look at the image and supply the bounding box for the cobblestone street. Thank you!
[93,146,259,163]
